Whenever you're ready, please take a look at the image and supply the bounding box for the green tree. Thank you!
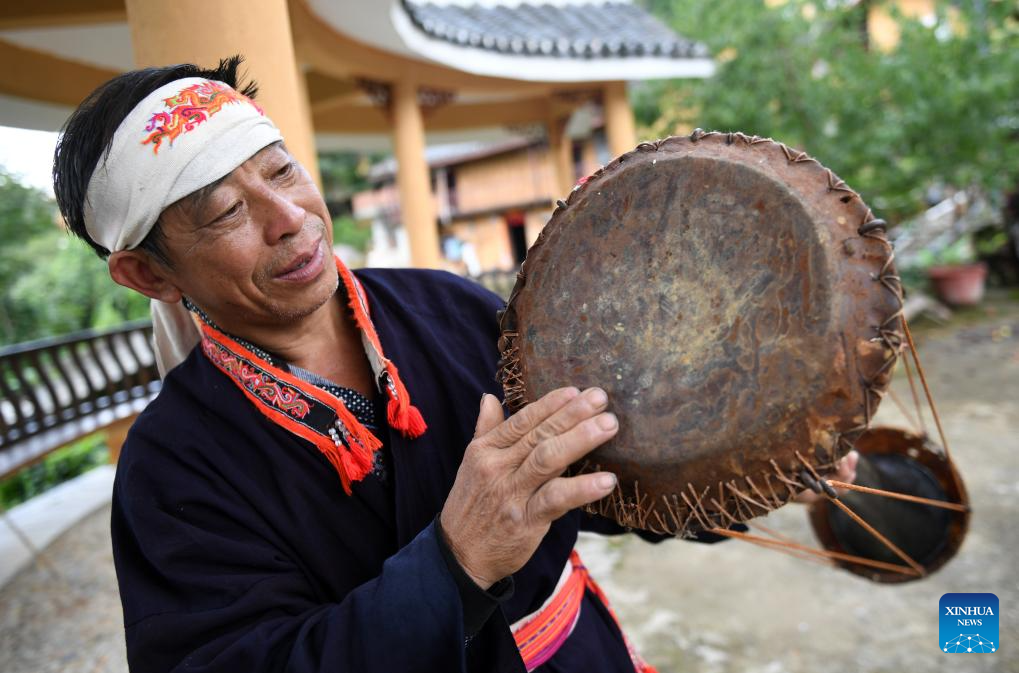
[318,151,381,255]
[318,151,377,197]
[638,0,1019,223]
[0,167,59,342]
[0,166,149,346]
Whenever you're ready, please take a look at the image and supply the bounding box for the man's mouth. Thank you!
[275,239,326,282]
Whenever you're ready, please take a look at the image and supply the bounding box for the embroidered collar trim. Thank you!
[196,257,426,493]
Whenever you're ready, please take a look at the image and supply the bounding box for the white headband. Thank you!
[83,77,283,377]
[84,77,283,252]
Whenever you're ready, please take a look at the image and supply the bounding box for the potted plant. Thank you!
[920,236,988,306]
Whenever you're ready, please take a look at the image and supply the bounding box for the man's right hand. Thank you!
[438,387,619,590]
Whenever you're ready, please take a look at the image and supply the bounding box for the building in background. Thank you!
[0,0,710,268]
[354,110,610,273]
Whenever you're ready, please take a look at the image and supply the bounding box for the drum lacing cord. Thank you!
[901,317,954,462]
[887,386,925,435]
[721,457,930,578]
[496,331,526,411]
[705,527,923,576]
[901,352,929,435]
[798,452,927,576]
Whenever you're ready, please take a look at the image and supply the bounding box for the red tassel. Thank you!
[387,396,428,438]
[385,362,428,439]
[335,257,428,440]
[317,420,380,495]
[324,445,353,495]
[320,392,382,494]
[337,445,370,486]
[404,404,428,437]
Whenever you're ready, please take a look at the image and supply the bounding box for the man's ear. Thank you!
[108,250,183,303]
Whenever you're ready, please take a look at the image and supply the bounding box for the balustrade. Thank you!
[0,321,160,478]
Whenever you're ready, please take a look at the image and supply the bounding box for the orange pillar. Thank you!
[603,81,637,158]
[391,79,441,268]
[124,0,320,185]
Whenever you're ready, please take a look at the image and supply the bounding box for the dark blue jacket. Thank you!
[112,269,651,673]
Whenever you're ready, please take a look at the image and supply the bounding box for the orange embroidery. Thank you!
[142,81,262,154]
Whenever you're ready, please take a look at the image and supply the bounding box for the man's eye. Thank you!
[215,202,241,221]
[275,161,295,179]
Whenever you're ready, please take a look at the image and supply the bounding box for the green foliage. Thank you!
[0,433,109,510]
[638,0,1019,224]
[0,167,149,346]
[915,236,977,267]
[332,215,373,253]
[0,168,59,344]
[975,228,1009,256]
[317,151,379,198]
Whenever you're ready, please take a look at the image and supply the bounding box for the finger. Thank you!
[473,394,504,439]
[513,387,610,460]
[515,410,618,489]
[793,490,819,505]
[478,387,580,449]
[842,450,860,481]
[834,450,859,495]
[527,472,617,523]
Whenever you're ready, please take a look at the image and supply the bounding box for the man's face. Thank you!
[156,143,337,334]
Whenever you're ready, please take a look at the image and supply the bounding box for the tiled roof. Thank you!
[401,1,707,59]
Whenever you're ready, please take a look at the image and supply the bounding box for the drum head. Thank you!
[498,132,903,535]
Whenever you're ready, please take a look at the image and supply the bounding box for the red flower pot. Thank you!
[928,262,988,306]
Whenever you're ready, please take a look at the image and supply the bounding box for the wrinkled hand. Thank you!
[794,450,859,505]
[439,387,619,589]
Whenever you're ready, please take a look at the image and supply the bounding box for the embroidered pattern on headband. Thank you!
[142,81,263,154]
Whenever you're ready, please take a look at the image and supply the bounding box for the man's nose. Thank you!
[259,190,306,243]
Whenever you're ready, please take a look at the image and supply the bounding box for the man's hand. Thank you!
[794,450,859,505]
[439,387,618,589]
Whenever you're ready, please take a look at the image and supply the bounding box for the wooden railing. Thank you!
[0,321,160,479]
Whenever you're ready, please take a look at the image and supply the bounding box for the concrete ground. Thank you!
[1,296,1017,673]
[0,499,124,673]
[0,466,115,587]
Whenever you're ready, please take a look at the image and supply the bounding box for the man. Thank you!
[55,58,855,673]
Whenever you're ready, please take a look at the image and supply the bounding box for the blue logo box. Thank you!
[940,593,998,653]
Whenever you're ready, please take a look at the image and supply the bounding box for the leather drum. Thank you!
[498,131,904,536]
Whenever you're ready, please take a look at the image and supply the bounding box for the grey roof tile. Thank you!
[401,1,704,60]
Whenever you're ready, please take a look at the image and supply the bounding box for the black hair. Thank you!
[53,55,258,265]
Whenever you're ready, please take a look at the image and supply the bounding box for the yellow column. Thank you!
[546,112,574,198]
[603,81,637,158]
[124,0,320,185]
[391,79,440,268]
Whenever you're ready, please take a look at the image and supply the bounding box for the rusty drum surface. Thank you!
[498,132,904,536]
